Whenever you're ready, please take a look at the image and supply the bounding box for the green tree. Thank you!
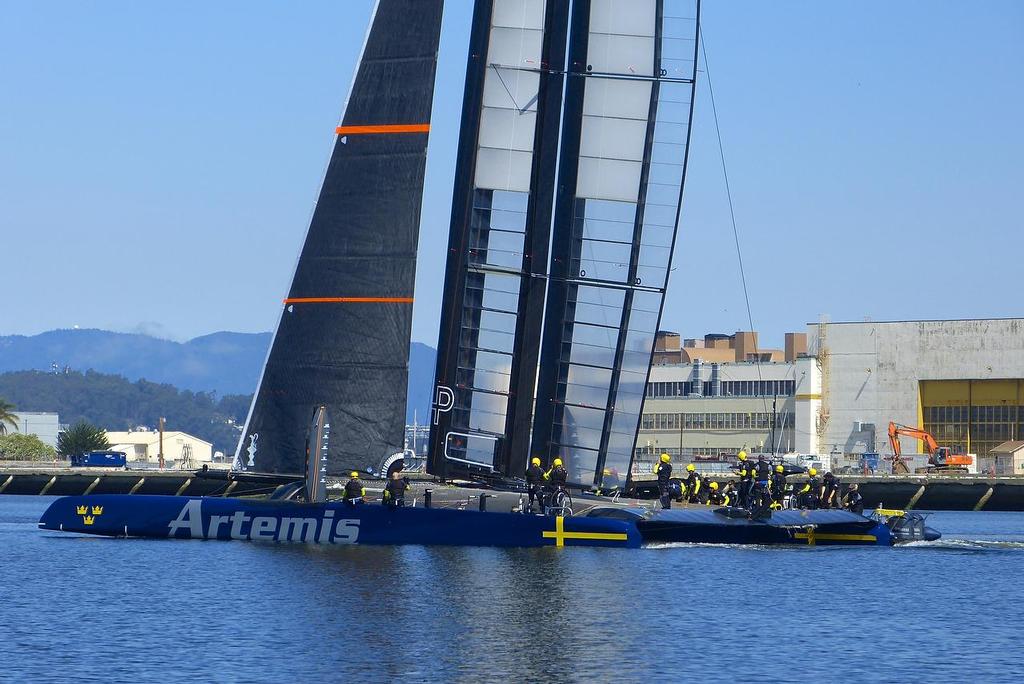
[0,398,16,435]
[0,433,57,461]
[57,421,110,457]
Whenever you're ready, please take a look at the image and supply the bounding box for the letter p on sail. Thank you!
[432,385,454,425]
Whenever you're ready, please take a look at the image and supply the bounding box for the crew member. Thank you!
[843,483,864,514]
[525,457,545,513]
[797,467,821,509]
[544,457,569,512]
[343,471,365,505]
[708,481,729,506]
[722,480,738,507]
[683,464,704,504]
[734,451,753,508]
[815,471,839,507]
[599,467,622,496]
[770,464,788,508]
[654,453,673,509]
[383,472,410,508]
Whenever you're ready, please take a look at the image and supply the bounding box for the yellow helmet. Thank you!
[350,471,359,478]
[710,481,719,490]
[531,457,541,466]
[808,467,818,476]
[660,453,671,463]
[738,451,748,461]
[602,468,612,475]
[775,465,784,473]
[553,458,563,467]
[686,464,695,472]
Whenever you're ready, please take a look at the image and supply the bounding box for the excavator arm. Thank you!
[888,421,970,471]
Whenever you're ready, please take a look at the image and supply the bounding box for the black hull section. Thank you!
[589,507,894,546]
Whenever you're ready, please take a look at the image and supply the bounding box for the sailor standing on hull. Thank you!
[683,464,704,504]
[734,451,753,508]
[525,457,545,513]
[543,457,569,513]
[751,456,773,514]
[655,453,673,509]
[343,472,365,506]
[770,465,787,509]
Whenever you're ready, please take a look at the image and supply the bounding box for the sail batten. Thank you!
[236,0,443,477]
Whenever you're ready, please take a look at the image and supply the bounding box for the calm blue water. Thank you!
[2,497,1022,683]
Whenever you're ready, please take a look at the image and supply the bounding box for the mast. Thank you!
[531,0,701,487]
[236,0,444,476]
[428,0,570,480]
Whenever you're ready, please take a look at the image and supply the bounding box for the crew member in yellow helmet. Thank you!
[770,464,788,508]
[708,480,729,506]
[654,453,673,509]
[683,463,705,504]
[343,471,365,506]
[796,467,821,509]
[543,457,569,513]
[525,457,545,513]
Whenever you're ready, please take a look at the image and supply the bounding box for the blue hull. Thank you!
[37,495,642,549]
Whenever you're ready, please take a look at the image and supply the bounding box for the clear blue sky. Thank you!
[2,1,1021,348]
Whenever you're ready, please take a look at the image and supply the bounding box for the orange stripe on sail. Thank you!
[335,124,430,135]
[284,297,414,305]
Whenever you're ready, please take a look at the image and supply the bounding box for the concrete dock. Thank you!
[632,474,1024,511]
[4,466,1023,511]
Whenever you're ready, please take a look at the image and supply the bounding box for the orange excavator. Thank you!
[887,422,973,474]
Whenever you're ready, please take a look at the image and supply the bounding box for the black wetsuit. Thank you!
[821,476,840,509]
[683,471,703,503]
[800,476,821,509]
[844,489,864,514]
[343,478,364,505]
[525,464,545,513]
[770,472,787,506]
[708,488,727,506]
[735,460,753,508]
[656,461,673,509]
[384,476,409,508]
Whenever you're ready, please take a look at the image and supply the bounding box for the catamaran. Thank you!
[39,0,935,548]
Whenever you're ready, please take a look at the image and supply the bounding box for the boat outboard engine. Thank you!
[887,512,941,542]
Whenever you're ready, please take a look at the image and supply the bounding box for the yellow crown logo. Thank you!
[76,505,88,514]
[91,506,103,515]
[83,515,95,525]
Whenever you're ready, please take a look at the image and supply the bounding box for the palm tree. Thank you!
[0,398,17,435]
[57,421,110,457]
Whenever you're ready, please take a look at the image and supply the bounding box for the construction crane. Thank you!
[887,422,973,473]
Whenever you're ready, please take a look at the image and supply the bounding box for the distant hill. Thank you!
[0,370,249,454]
[0,329,437,422]
[0,329,270,395]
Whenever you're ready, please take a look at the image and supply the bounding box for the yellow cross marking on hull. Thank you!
[794,532,877,543]
[541,515,629,547]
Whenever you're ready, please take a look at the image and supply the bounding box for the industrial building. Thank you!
[9,412,61,448]
[637,319,1024,475]
[106,429,213,468]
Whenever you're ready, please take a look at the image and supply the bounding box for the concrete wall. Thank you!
[808,319,1024,457]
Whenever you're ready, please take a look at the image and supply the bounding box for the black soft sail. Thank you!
[531,0,701,488]
[427,0,570,481]
[236,0,443,476]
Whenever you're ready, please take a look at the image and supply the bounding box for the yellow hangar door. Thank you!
[920,379,1024,460]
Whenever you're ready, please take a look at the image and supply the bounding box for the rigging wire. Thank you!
[698,26,776,450]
